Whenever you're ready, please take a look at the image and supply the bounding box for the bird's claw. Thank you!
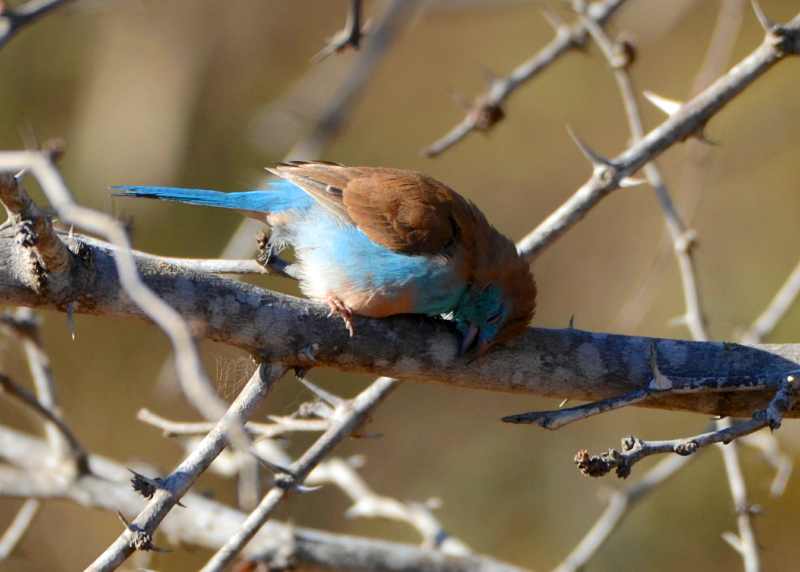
[326,296,355,336]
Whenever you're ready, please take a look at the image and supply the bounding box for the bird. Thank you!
[114,161,536,356]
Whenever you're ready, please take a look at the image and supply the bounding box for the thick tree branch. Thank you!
[3,230,800,418]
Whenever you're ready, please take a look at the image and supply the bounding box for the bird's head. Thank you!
[453,234,536,357]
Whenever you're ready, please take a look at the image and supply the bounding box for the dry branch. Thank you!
[515,10,800,260]
[0,425,525,572]
[86,363,286,571]
[423,0,628,157]
[4,226,800,419]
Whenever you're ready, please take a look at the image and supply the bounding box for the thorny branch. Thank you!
[141,405,468,556]
[577,4,709,341]
[0,3,798,571]
[717,418,760,572]
[202,376,399,571]
[0,425,525,572]
[313,0,365,63]
[86,363,287,571]
[422,0,628,157]
[552,452,700,572]
[573,373,796,479]
[515,8,800,260]
[221,0,417,260]
[548,5,774,570]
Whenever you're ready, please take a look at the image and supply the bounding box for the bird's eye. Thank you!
[487,309,503,325]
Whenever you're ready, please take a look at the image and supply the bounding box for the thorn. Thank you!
[559,398,569,408]
[351,431,383,439]
[116,511,131,528]
[648,342,673,390]
[540,7,567,34]
[618,176,647,188]
[750,0,775,32]
[668,314,689,327]
[449,90,471,112]
[296,375,344,408]
[66,302,76,341]
[480,64,499,86]
[294,484,323,494]
[721,531,744,554]
[272,470,318,493]
[643,90,683,116]
[68,225,74,240]
[694,128,719,146]
[568,314,575,329]
[253,452,295,477]
[425,497,443,510]
[346,454,366,468]
[566,126,611,168]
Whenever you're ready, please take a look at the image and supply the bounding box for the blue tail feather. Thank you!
[112,180,314,215]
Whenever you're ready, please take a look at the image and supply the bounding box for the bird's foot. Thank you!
[255,232,274,267]
[326,296,355,336]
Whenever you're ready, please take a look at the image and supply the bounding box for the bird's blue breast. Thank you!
[265,183,466,316]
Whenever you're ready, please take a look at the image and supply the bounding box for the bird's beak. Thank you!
[458,323,480,357]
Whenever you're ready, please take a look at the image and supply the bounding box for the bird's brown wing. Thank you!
[269,161,472,256]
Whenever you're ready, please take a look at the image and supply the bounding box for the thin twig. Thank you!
[1,308,73,464]
[503,365,786,430]
[552,453,699,572]
[422,0,628,157]
[202,376,398,572]
[312,0,364,63]
[574,373,796,479]
[137,408,329,438]
[71,231,299,280]
[578,7,708,341]
[0,152,256,452]
[0,374,88,474]
[741,259,800,344]
[307,457,470,554]
[0,499,40,560]
[717,418,760,572]
[739,432,793,497]
[616,0,745,334]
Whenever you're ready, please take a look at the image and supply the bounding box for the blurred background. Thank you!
[1,0,799,570]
